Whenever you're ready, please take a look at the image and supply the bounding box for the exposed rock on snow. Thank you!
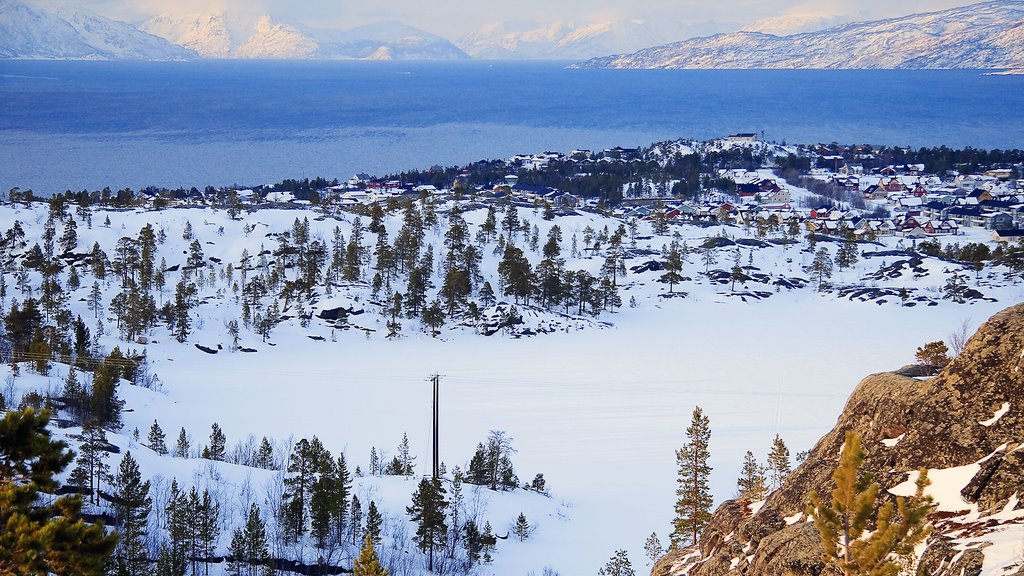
[657,302,1024,576]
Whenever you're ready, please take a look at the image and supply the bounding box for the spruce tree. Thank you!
[353,534,389,576]
[407,476,448,572]
[228,503,271,576]
[350,495,363,545]
[397,432,415,476]
[807,432,934,576]
[112,451,152,576]
[671,406,712,549]
[0,408,117,575]
[203,422,226,461]
[175,427,190,458]
[163,480,190,576]
[512,512,531,541]
[365,500,383,546]
[255,437,275,469]
[148,419,167,455]
[332,453,352,543]
[767,434,791,490]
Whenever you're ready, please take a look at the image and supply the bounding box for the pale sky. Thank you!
[35,0,984,38]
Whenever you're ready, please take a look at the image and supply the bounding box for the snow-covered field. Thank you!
[1,199,1018,575]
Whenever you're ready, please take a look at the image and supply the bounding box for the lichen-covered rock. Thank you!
[652,303,1024,576]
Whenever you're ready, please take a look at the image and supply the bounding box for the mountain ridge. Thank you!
[0,0,194,60]
[576,0,1024,69]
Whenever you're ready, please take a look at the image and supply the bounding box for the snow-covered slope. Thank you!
[0,0,194,60]
[234,16,317,59]
[141,13,468,60]
[1,184,1021,575]
[456,20,665,60]
[138,13,233,58]
[576,0,1024,69]
[305,21,470,61]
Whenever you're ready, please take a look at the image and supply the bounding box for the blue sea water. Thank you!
[2,60,1023,193]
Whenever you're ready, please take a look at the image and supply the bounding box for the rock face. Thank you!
[657,302,1024,576]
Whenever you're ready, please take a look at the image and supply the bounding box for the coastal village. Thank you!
[125,136,1024,245]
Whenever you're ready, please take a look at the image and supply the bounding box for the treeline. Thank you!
[49,410,545,576]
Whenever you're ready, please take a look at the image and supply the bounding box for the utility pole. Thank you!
[429,373,442,479]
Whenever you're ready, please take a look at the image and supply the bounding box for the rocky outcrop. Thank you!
[659,302,1024,576]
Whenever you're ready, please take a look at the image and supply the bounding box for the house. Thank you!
[969,188,995,203]
[984,212,1015,231]
[945,206,985,228]
[347,173,372,187]
[992,229,1024,242]
[727,133,757,142]
[552,193,579,209]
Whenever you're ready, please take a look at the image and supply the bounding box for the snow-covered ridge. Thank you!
[138,13,469,60]
[0,0,195,60]
[575,0,1024,69]
[456,19,665,60]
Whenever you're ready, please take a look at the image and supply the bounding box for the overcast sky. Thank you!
[36,0,984,38]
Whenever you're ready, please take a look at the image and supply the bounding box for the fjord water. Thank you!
[2,60,1023,193]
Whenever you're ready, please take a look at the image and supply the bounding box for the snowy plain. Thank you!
[0,198,1019,575]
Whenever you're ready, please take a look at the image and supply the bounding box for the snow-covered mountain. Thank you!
[137,13,233,58]
[0,0,194,60]
[141,13,468,60]
[456,20,666,60]
[304,21,470,60]
[576,0,1024,69]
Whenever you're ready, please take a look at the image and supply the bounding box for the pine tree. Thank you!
[112,451,153,576]
[148,419,167,455]
[660,240,684,292]
[807,431,934,576]
[353,534,389,576]
[69,420,111,506]
[598,549,637,576]
[736,450,767,500]
[407,476,448,572]
[644,533,663,566]
[767,434,791,490]
[810,246,834,291]
[195,488,220,576]
[0,408,117,575]
[671,406,712,549]
[512,512,531,541]
[228,502,272,576]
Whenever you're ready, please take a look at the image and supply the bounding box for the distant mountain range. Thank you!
[0,1,468,60]
[140,14,469,60]
[0,0,194,60]
[455,20,667,60]
[576,0,1024,69]
[5,0,1024,65]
